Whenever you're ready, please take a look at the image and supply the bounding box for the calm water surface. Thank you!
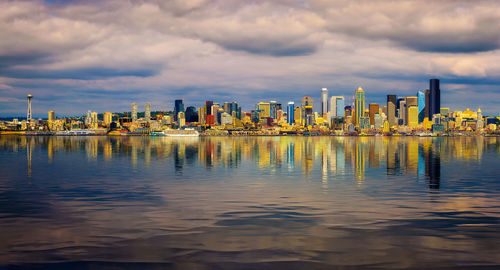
[0,136,499,269]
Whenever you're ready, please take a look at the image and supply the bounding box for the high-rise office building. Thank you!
[145,103,151,120]
[91,111,98,123]
[301,96,314,126]
[430,79,440,119]
[174,99,184,119]
[131,102,137,122]
[103,112,112,125]
[355,87,365,127]
[368,103,379,125]
[178,112,185,127]
[408,106,418,128]
[329,96,344,119]
[205,101,213,116]
[48,110,55,122]
[405,96,418,126]
[417,90,425,122]
[185,106,198,122]
[223,102,229,113]
[425,89,431,120]
[287,102,294,125]
[270,101,277,119]
[321,88,328,116]
[399,99,406,125]
[27,94,33,123]
[257,102,270,118]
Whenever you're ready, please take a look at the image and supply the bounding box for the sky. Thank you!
[0,0,499,118]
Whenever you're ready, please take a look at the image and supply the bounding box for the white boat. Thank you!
[161,128,199,137]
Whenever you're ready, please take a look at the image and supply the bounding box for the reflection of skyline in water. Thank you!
[3,136,497,190]
[1,136,499,269]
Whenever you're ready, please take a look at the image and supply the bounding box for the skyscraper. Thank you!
[174,99,184,121]
[405,96,418,126]
[270,101,278,119]
[425,89,431,120]
[48,110,55,122]
[27,94,33,122]
[287,102,294,125]
[321,88,328,116]
[329,96,345,119]
[336,97,345,117]
[368,103,379,125]
[355,87,365,128]
[301,96,314,126]
[185,106,198,122]
[417,90,425,122]
[430,79,440,118]
[131,102,137,122]
[103,112,112,125]
[145,103,151,121]
[257,102,271,118]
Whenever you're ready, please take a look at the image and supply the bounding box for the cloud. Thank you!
[314,0,500,53]
[0,0,499,116]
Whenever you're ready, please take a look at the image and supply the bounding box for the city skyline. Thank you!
[1,0,500,117]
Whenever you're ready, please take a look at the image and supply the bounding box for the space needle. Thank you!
[27,94,33,123]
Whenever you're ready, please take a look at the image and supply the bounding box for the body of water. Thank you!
[0,136,499,269]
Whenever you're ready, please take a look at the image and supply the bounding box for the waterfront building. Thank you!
[368,103,379,125]
[174,99,184,121]
[103,112,112,125]
[355,87,365,128]
[287,102,295,125]
[145,103,151,121]
[48,110,55,122]
[185,106,198,123]
[178,112,185,127]
[430,79,440,120]
[91,111,98,123]
[131,102,137,122]
[321,88,328,116]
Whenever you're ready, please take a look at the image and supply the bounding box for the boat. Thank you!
[161,128,199,137]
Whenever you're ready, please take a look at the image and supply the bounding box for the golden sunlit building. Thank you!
[408,106,418,128]
[257,102,271,118]
[103,112,112,125]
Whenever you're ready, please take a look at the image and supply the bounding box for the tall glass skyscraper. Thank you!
[287,102,294,125]
[174,99,184,121]
[355,87,365,127]
[336,97,344,117]
[430,79,440,119]
[321,88,328,116]
[417,90,425,122]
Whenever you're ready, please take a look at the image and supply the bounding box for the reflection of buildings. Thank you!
[12,136,499,189]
